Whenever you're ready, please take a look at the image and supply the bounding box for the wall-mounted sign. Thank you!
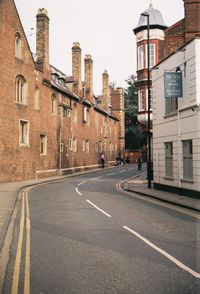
[164,72,183,98]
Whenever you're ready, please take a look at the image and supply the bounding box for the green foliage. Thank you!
[125,75,146,149]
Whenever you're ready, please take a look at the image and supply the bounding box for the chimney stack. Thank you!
[36,8,49,70]
[102,70,110,111]
[84,54,93,102]
[72,42,82,97]
[184,0,200,43]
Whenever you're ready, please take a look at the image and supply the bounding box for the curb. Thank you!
[122,181,200,214]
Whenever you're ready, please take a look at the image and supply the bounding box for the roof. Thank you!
[50,65,80,100]
[134,4,167,34]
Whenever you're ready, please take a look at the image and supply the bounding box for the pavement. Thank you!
[122,171,200,213]
[0,165,200,260]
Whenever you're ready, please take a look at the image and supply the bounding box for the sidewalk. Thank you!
[122,172,200,213]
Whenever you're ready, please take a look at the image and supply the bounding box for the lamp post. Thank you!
[141,11,151,188]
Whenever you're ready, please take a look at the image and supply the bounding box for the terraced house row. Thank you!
[0,0,125,182]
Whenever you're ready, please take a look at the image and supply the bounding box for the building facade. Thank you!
[134,0,200,195]
[0,0,125,183]
[152,0,200,195]
[133,4,167,127]
[152,38,200,195]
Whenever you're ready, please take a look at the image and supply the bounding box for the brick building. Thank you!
[0,0,125,183]
[134,0,200,127]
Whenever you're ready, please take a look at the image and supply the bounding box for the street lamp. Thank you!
[141,11,152,188]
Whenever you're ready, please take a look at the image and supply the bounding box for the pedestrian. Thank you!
[126,155,130,164]
[101,153,105,168]
[136,155,142,171]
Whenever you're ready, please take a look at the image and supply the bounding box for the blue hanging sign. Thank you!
[164,72,183,98]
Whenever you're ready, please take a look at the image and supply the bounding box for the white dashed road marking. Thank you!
[86,199,112,218]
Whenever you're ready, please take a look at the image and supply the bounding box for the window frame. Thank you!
[182,140,193,180]
[34,87,40,111]
[51,95,57,116]
[14,32,23,60]
[15,75,27,105]
[73,103,78,123]
[145,43,156,68]
[165,142,173,177]
[165,97,178,115]
[138,45,144,70]
[19,120,29,147]
[40,134,47,155]
[138,89,145,111]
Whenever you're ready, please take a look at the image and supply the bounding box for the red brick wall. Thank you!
[0,0,124,182]
[164,19,185,58]
[184,0,200,42]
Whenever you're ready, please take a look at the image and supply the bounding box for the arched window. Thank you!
[51,94,57,115]
[14,32,23,60]
[34,87,40,110]
[15,75,27,104]
[73,103,77,123]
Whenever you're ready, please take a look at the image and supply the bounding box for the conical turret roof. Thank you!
[133,4,167,34]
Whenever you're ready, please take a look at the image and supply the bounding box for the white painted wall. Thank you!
[152,38,200,192]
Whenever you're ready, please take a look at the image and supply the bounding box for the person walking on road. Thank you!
[101,153,105,168]
[136,155,142,171]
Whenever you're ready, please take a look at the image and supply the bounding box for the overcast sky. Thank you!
[14,0,184,95]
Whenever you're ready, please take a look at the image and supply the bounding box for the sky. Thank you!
[14,0,184,95]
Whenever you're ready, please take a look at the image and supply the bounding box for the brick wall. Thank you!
[0,0,125,182]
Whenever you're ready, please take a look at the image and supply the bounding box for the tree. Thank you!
[124,75,146,149]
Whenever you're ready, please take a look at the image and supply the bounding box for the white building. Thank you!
[152,38,200,196]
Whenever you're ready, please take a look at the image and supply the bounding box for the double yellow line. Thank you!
[11,190,31,294]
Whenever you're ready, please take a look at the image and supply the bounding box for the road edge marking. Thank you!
[11,192,25,294]
[123,225,200,279]
[24,191,30,294]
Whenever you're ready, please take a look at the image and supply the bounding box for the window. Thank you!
[165,142,173,177]
[146,43,156,68]
[73,138,77,152]
[96,142,99,152]
[51,95,57,115]
[83,106,87,122]
[115,143,118,153]
[83,139,86,151]
[87,109,90,126]
[73,103,77,123]
[60,143,63,153]
[14,32,23,60]
[34,87,40,110]
[165,97,178,115]
[138,89,145,111]
[146,89,152,111]
[138,45,144,70]
[15,75,27,104]
[40,134,47,155]
[182,140,193,180]
[110,142,113,153]
[86,140,89,153]
[19,120,29,146]
[69,139,73,150]
[63,107,67,117]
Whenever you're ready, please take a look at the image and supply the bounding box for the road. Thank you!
[2,164,200,293]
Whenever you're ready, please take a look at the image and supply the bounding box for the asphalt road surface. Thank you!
[2,164,200,293]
